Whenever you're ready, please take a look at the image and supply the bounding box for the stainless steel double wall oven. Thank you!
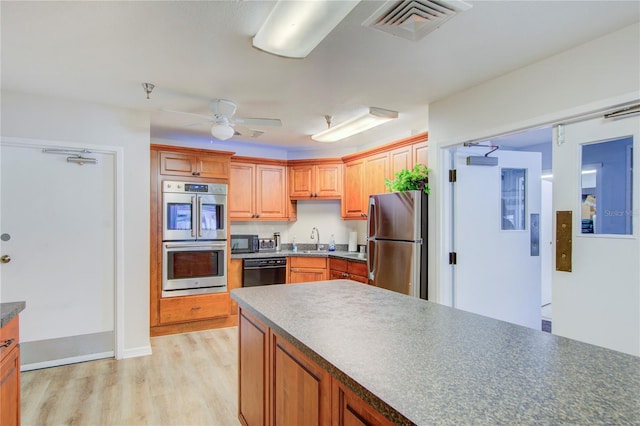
[162,180,227,297]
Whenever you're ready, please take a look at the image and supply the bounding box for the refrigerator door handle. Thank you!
[367,240,376,281]
[368,196,376,239]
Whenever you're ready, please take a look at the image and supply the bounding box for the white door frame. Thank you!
[0,136,125,360]
[431,92,640,309]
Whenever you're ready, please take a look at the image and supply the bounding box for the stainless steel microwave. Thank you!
[231,234,259,254]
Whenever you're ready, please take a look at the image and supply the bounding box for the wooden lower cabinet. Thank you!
[272,333,331,426]
[229,259,243,315]
[329,258,368,284]
[239,310,269,426]
[158,293,229,324]
[0,316,20,426]
[289,257,327,283]
[333,381,393,426]
[238,308,391,426]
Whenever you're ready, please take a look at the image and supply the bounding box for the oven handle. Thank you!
[164,243,226,250]
[244,265,286,270]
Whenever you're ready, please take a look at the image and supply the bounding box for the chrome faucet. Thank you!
[310,227,320,250]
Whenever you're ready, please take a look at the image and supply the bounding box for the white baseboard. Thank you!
[120,345,152,359]
[21,351,114,372]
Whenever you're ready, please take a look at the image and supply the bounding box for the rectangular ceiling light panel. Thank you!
[363,0,472,41]
[311,107,398,143]
[253,0,361,58]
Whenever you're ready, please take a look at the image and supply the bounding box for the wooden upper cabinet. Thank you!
[256,164,288,219]
[364,152,389,198]
[342,158,366,220]
[389,145,412,181]
[230,160,291,221]
[413,141,428,167]
[229,162,255,219]
[289,160,342,199]
[159,151,229,179]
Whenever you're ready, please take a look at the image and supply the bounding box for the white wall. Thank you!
[427,23,639,352]
[231,200,367,248]
[1,90,151,357]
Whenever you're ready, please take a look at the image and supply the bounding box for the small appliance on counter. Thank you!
[273,232,281,252]
[258,237,276,252]
[231,234,259,254]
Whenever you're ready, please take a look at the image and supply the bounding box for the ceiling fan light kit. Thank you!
[252,0,361,58]
[311,107,399,143]
[210,123,236,141]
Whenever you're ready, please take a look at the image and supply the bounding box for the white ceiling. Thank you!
[2,1,638,152]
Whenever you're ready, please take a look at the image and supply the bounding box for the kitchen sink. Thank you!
[302,250,328,254]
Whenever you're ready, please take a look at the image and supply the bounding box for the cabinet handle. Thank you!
[192,171,200,176]
[0,338,15,348]
[191,306,201,310]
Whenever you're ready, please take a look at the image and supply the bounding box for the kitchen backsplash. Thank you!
[230,199,367,247]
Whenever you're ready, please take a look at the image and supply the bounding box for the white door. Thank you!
[0,142,116,369]
[454,148,542,329]
[553,113,639,356]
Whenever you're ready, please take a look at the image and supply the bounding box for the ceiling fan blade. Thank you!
[184,120,212,128]
[233,117,282,127]
[162,108,214,121]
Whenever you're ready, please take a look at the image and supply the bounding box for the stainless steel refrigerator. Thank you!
[367,190,427,299]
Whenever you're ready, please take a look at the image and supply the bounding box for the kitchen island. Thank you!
[231,280,640,425]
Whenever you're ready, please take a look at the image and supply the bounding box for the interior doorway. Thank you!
[1,140,117,370]
[450,126,553,331]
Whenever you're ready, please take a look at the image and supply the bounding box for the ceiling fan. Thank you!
[167,99,282,140]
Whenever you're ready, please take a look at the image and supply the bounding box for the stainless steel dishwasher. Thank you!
[242,257,287,287]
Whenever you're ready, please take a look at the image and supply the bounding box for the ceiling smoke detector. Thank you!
[363,0,472,41]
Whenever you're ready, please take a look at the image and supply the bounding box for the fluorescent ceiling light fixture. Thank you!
[312,107,398,143]
[211,124,235,141]
[253,0,361,58]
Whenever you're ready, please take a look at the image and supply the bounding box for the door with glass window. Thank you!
[454,148,542,329]
[552,113,639,356]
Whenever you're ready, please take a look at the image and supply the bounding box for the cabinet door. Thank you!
[388,146,412,182]
[413,141,428,166]
[230,163,256,219]
[290,165,315,198]
[364,153,389,199]
[256,164,287,219]
[315,163,342,198]
[289,269,327,283]
[342,159,366,219]
[195,155,229,179]
[332,379,392,426]
[159,152,197,177]
[0,346,20,426]
[272,332,331,426]
[239,309,269,426]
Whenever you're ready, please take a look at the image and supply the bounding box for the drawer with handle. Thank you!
[159,293,229,324]
[0,316,19,362]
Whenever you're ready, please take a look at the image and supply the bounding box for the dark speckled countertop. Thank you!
[231,249,367,263]
[0,301,26,328]
[232,281,640,425]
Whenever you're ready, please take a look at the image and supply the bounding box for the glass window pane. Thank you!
[501,168,526,230]
[581,137,633,235]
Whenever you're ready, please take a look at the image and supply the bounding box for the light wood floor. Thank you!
[20,327,240,426]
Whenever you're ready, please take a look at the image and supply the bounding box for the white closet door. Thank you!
[1,142,115,369]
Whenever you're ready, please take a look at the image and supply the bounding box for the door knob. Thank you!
[0,255,11,264]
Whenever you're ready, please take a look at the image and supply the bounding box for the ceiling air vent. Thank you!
[363,0,472,41]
